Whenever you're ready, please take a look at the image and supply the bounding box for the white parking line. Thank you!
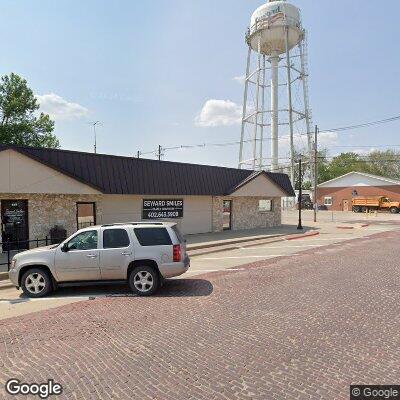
[189,268,246,272]
[0,295,96,304]
[291,237,353,241]
[240,244,324,250]
[199,254,286,260]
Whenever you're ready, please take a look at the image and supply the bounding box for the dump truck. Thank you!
[352,196,400,213]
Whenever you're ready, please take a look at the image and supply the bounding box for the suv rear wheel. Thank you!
[21,268,53,298]
[128,266,160,296]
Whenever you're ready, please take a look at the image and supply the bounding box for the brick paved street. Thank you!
[1,230,400,399]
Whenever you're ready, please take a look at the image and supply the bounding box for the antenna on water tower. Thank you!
[238,0,313,187]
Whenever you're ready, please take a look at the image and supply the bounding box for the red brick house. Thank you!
[317,172,400,211]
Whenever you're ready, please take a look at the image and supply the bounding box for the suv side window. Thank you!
[134,228,172,246]
[67,230,98,251]
[103,229,130,249]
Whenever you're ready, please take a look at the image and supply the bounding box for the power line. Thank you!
[137,114,400,158]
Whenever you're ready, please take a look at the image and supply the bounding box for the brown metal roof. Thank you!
[0,145,295,196]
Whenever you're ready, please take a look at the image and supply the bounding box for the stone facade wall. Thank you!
[212,196,281,232]
[0,194,102,246]
[232,197,281,230]
[1,193,283,249]
[212,197,224,232]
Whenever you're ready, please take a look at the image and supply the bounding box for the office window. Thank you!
[259,199,273,212]
[77,202,96,229]
[324,197,333,206]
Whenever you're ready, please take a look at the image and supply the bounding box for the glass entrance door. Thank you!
[223,200,232,231]
[1,200,29,250]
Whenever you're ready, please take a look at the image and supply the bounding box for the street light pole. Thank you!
[297,157,303,230]
[313,125,318,223]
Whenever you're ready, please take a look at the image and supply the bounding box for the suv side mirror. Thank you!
[61,243,69,252]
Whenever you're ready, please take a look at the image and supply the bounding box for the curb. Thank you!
[285,231,319,241]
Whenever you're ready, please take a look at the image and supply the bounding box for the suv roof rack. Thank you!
[101,222,166,227]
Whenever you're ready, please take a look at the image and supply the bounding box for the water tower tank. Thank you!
[248,0,302,55]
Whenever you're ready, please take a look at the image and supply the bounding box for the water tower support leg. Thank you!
[270,51,279,172]
[258,55,266,170]
[285,26,295,186]
[239,47,252,169]
[252,38,262,170]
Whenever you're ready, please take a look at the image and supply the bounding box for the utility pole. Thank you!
[137,151,141,159]
[313,125,318,223]
[90,121,101,154]
[297,157,303,230]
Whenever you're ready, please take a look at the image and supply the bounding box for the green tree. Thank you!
[365,150,400,179]
[0,73,59,148]
[291,148,309,190]
[316,149,332,184]
[324,152,369,179]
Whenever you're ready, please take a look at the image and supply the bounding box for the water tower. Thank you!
[238,0,313,184]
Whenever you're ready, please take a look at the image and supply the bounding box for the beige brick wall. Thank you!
[212,196,281,232]
[0,194,102,245]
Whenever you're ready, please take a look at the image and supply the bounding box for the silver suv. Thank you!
[9,222,190,298]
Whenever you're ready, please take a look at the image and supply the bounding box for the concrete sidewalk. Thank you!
[186,224,312,247]
[186,224,315,256]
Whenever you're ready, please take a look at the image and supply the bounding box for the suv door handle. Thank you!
[121,251,132,256]
[87,254,98,258]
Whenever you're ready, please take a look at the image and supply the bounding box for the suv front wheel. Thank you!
[21,268,53,298]
[128,266,160,296]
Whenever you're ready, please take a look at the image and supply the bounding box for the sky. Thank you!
[1,0,400,168]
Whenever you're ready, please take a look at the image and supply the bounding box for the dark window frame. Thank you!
[1,199,29,250]
[134,227,172,247]
[76,202,97,230]
[102,228,130,249]
[223,200,233,231]
[258,199,273,212]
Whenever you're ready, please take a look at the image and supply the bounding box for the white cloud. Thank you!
[233,75,246,84]
[352,147,378,155]
[36,93,89,121]
[195,99,242,127]
[318,131,339,147]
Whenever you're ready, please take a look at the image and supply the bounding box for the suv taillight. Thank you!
[173,244,181,262]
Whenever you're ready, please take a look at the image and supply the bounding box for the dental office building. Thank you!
[0,145,294,248]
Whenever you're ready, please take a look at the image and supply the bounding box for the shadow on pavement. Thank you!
[156,278,213,298]
[3,278,213,301]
